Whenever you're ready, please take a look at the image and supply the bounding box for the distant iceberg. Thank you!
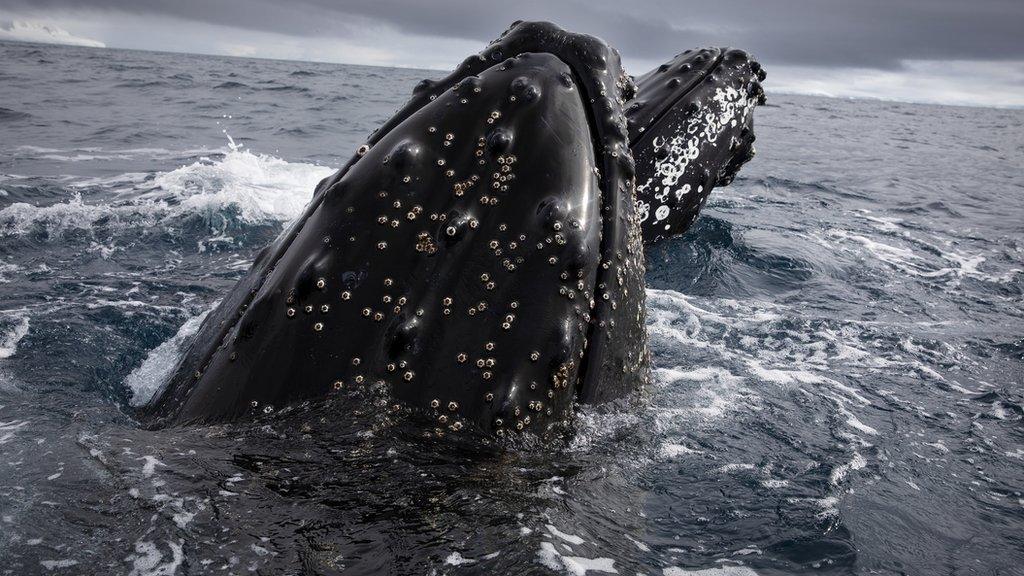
[0,20,105,48]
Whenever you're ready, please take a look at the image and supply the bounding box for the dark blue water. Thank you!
[1,40,1022,576]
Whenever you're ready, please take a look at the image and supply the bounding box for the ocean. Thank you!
[0,40,1022,575]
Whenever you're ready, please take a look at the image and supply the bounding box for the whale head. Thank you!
[143,22,648,436]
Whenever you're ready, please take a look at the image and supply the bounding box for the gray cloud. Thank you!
[1,0,1022,71]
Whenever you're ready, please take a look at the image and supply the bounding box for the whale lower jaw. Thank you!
[627,47,766,243]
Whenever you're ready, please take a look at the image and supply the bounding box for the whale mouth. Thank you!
[143,22,647,436]
[625,46,765,243]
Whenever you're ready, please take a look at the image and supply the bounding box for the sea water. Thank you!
[1,40,1022,575]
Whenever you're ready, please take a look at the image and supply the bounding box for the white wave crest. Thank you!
[124,310,210,407]
[0,315,30,359]
[148,147,333,223]
[0,147,334,237]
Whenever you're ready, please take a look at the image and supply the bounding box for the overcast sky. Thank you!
[2,0,1023,107]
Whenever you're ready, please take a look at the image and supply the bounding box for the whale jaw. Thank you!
[627,47,766,243]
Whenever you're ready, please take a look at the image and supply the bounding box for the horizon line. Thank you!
[2,37,1021,111]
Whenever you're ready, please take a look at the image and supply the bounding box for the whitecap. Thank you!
[0,145,334,238]
[0,315,29,359]
[125,309,210,406]
[537,541,617,576]
[664,566,759,576]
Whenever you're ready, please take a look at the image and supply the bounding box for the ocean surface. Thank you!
[1,40,1022,576]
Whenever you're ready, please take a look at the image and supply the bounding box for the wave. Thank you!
[124,309,210,407]
[261,85,311,93]
[0,107,31,121]
[824,226,1008,284]
[0,314,29,359]
[148,146,332,222]
[11,145,216,163]
[0,147,334,237]
[213,81,250,90]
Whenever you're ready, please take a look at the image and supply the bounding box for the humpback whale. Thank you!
[142,21,765,435]
[143,21,648,435]
[324,39,767,246]
[627,48,766,243]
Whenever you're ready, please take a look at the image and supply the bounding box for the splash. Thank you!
[0,315,29,359]
[0,143,334,237]
[124,310,210,406]
[150,144,332,223]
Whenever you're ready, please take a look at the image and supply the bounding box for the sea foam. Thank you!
[0,146,333,237]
